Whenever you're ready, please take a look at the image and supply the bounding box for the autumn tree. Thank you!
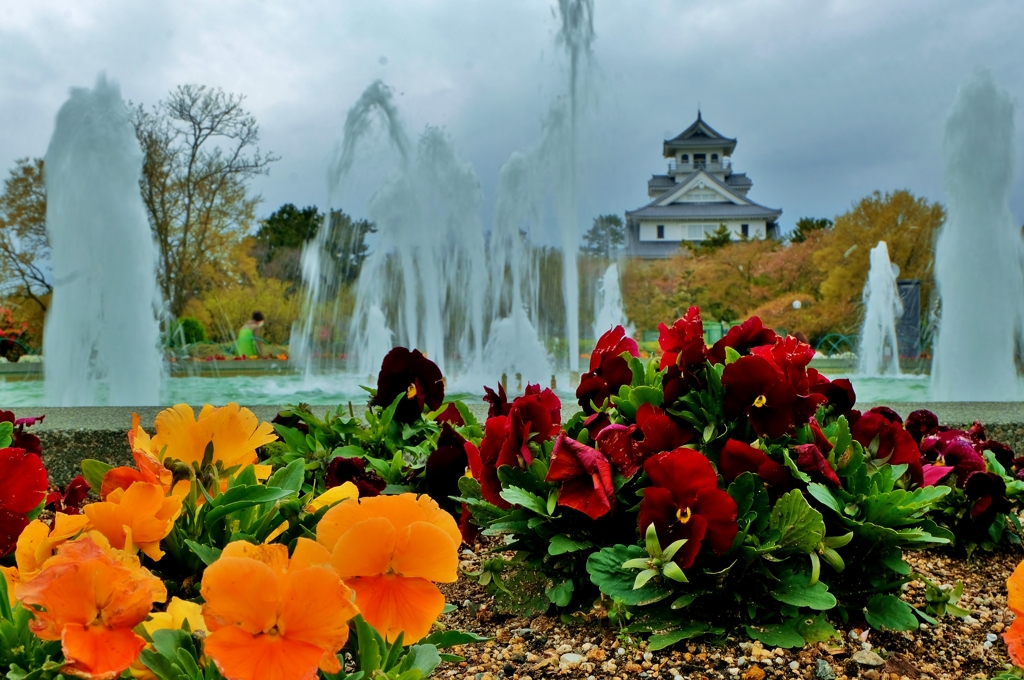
[814,189,944,333]
[788,217,833,244]
[133,85,278,316]
[582,214,624,258]
[0,158,50,311]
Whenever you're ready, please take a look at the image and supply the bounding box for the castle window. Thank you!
[680,154,689,164]
[711,153,719,162]
[741,224,749,238]
[656,224,665,239]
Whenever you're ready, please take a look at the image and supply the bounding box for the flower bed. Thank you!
[2,308,1024,680]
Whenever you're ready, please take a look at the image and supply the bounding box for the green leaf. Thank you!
[273,423,310,453]
[795,613,840,644]
[864,594,918,631]
[80,459,113,493]
[420,630,491,649]
[546,579,574,607]
[266,458,305,492]
[400,645,442,678]
[205,486,295,524]
[746,622,805,648]
[629,385,664,409]
[724,346,741,364]
[770,571,837,610]
[671,592,703,609]
[548,535,592,556]
[648,621,718,651]
[769,489,826,554]
[830,416,852,461]
[499,486,549,516]
[184,540,222,566]
[586,545,673,606]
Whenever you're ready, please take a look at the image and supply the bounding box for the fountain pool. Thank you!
[0,371,975,408]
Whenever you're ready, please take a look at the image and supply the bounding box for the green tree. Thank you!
[256,204,320,248]
[132,85,278,316]
[582,214,624,258]
[688,223,733,256]
[789,217,833,244]
[0,159,50,311]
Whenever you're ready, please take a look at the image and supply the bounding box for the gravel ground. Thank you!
[435,542,1024,680]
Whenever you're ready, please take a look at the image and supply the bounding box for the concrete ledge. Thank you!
[29,402,1024,484]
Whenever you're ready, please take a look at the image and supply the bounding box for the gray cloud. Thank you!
[1,0,1022,237]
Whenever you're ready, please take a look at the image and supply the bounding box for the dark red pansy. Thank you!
[435,403,465,427]
[708,316,778,364]
[545,434,616,520]
[850,411,922,486]
[808,419,834,455]
[583,412,611,441]
[658,307,706,371]
[957,471,1011,541]
[45,475,91,515]
[967,420,1015,469]
[0,410,44,456]
[498,386,561,469]
[0,447,48,558]
[271,411,309,435]
[792,443,841,488]
[464,416,510,509]
[806,370,857,417]
[458,503,480,546]
[639,448,738,569]
[576,352,634,414]
[750,337,827,423]
[425,424,469,511]
[919,431,985,488]
[905,409,940,445]
[369,347,445,423]
[324,456,386,498]
[718,439,791,487]
[596,403,695,478]
[721,355,798,439]
[483,383,511,418]
[590,326,639,371]
[868,405,903,425]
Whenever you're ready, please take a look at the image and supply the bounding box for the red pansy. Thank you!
[849,408,923,486]
[45,475,91,515]
[576,326,638,414]
[483,384,511,418]
[638,448,738,569]
[464,415,511,509]
[324,456,386,498]
[658,307,707,371]
[425,424,470,511]
[708,317,777,364]
[595,403,695,478]
[792,443,841,488]
[0,447,49,557]
[497,385,561,469]
[718,439,791,487]
[545,434,616,520]
[721,355,798,439]
[435,403,465,427]
[806,370,857,417]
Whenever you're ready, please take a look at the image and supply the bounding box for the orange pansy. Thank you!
[15,536,166,680]
[151,403,276,470]
[200,538,358,680]
[84,482,181,561]
[102,414,174,499]
[316,493,459,643]
[1005,559,1024,666]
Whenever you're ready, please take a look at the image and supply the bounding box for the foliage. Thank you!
[686,224,733,256]
[582,214,625,259]
[132,85,278,316]
[814,189,944,334]
[788,217,833,244]
[169,316,208,346]
[0,158,51,312]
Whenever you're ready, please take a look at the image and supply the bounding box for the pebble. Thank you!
[851,650,885,666]
[788,661,799,670]
[814,658,836,680]
[986,632,998,642]
[727,669,740,676]
[742,667,766,680]
[642,651,653,662]
[616,647,625,656]
[559,653,584,668]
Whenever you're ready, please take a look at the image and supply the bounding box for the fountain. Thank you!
[42,75,163,406]
[857,242,903,376]
[931,69,1024,401]
[593,263,633,340]
[294,1,595,381]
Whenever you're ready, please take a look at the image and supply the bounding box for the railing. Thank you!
[668,159,731,174]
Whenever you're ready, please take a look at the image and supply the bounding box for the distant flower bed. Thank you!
[3,306,1024,680]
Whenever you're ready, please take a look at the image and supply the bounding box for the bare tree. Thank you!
[133,85,278,316]
[0,158,52,311]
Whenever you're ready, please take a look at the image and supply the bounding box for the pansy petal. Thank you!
[289,538,333,571]
[391,521,458,582]
[61,623,146,680]
[329,517,396,580]
[278,566,357,652]
[204,626,325,680]
[348,574,445,644]
[200,556,279,634]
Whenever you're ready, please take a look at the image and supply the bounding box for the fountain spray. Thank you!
[858,242,902,376]
[43,75,162,406]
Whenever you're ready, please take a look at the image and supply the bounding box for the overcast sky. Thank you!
[2,0,1023,237]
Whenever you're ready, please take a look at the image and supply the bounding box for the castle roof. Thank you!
[627,169,780,222]
[663,112,737,157]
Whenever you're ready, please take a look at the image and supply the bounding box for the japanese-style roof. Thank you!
[725,173,752,188]
[627,169,780,222]
[663,112,737,157]
[648,174,675,192]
